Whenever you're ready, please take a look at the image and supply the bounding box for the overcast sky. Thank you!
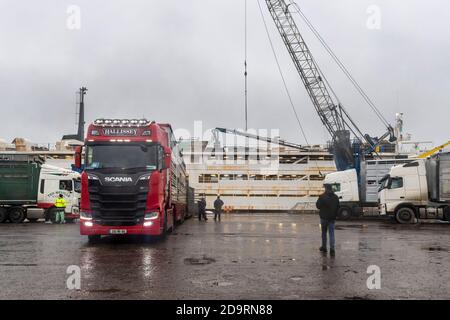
[0,0,448,147]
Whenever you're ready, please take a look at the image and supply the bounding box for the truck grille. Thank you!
[88,180,149,226]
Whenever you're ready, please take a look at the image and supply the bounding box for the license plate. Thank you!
[109,229,127,235]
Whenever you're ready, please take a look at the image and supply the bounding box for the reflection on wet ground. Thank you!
[0,213,449,299]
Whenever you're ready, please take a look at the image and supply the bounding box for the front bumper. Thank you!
[379,203,396,216]
[65,213,80,219]
[379,203,387,215]
[80,219,161,236]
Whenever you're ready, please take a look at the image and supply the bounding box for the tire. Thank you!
[395,207,415,224]
[443,207,450,222]
[338,206,352,220]
[180,210,186,224]
[173,209,177,227]
[8,207,26,223]
[159,211,168,240]
[0,208,8,223]
[88,235,101,244]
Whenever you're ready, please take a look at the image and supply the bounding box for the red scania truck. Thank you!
[73,119,188,242]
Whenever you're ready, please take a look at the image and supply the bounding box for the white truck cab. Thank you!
[379,154,450,223]
[323,169,360,219]
[323,169,359,202]
[25,164,81,222]
[38,165,81,216]
[379,161,427,214]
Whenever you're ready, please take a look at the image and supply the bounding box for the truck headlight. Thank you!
[87,174,100,181]
[80,212,93,221]
[144,212,159,220]
[139,174,152,181]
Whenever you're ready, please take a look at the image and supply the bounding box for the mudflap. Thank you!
[166,207,174,232]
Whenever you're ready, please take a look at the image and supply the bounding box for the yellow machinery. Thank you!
[417,141,450,158]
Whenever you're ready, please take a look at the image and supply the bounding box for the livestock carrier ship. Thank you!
[179,137,337,212]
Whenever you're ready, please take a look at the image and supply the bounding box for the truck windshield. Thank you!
[85,144,159,170]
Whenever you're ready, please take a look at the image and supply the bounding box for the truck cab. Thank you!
[76,119,184,242]
[378,160,427,216]
[378,157,450,223]
[323,169,359,202]
[36,165,81,221]
[323,169,360,219]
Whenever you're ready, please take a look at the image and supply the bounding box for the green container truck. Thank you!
[0,155,42,204]
[0,153,81,223]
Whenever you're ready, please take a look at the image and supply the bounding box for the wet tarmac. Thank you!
[0,213,449,300]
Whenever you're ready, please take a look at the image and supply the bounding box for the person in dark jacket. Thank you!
[198,196,207,221]
[213,196,224,221]
[316,184,340,256]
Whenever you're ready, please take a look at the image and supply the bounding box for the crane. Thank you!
[264,0,396,172]
[214,127,308,151]
[417,141,450,159]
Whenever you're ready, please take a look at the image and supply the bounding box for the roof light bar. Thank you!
[94,118,151,127]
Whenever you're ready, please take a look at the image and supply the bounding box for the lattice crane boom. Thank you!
[264,0,395,170]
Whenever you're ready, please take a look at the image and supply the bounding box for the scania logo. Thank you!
[104,177,133,183]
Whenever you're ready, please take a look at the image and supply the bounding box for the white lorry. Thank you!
[378,152,450,224]
[323,158,412,219]
[0,154,81,223]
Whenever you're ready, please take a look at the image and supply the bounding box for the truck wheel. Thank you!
[395,207,415,224]
[338,207,352,220]
[443,207,450,222]
[0,208,8,223]
[88,235,101,244]
[159,211,168,240]
[8,207,26,223]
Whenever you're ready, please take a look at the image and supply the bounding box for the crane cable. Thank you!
[244,0,249,131]
[288,1,391,129]
[257,0,324,179]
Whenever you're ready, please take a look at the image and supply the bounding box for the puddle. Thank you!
[290,276,304,281]
[335,224,368,230]
[0,263,38,267]
[88,288,123,294]
[344,295,370,300]
[344,269,358,274]
[184,255,216,265]
[216,281,233,287]
[424,246,449,252]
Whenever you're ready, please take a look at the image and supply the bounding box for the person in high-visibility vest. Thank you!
[54,194,67,224]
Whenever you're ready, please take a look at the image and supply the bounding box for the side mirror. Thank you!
[74,146,82,169]
[163,146,171,169]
